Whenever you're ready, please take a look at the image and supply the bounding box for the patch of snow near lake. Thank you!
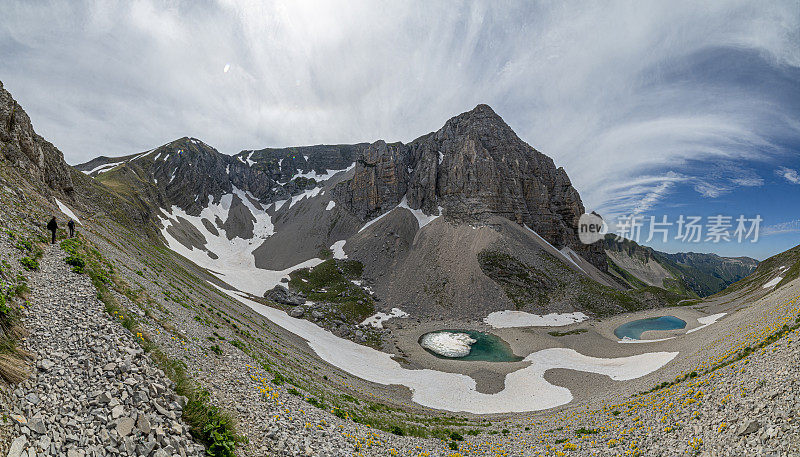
[288,187,322,208]
[245,151,256,166]
[55,199,80,224]
[618,336,675,344]
[215,287,678,414]
[762,277,783,289]
[398,196,442,228]
[420,332,475,357]
[330,240,347,259]
[326,200,336,211]
[158,187,322,296]
[361,308,409,329]
[686,313,726,334]
[484,311,588,328]
[294,163,355,182]
[438,152,444,164]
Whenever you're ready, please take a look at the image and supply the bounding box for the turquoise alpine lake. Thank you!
[614,316,687,340]
[419,329,523,362]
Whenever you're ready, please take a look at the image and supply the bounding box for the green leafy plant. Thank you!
[64,255,85,273]
[202,418,237,457]
[19,257,38,271]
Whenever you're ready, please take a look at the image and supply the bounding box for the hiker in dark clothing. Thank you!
[67,219,75,238]
[47,216,58,244]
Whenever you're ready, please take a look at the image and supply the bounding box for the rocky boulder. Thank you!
[265,285,306,306]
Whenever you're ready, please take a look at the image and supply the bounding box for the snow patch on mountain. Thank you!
[361,308,409,328]
[83,162,119,175]
[158,186,320,296]
[330,240,347,259]
[289,187,322,208]
[686,313,727,334]
[484,311,588,328]
[294,163,355,182]
[55,199,80,224]
[358,207,396,233]
[357,196,441,232]
[559,247,588,275]
[524,225,589,275]
[398,196,442,228]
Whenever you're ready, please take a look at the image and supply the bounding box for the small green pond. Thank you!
[419,329,523,362]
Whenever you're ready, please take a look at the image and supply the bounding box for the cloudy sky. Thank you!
[1,0,799,258]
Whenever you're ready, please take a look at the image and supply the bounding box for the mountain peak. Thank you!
[469,103,498,115]
[457,103,504,123]
[440,103,515,139]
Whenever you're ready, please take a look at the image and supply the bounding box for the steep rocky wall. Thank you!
[334,104,606,271]
[331,141,411,219]
[0,80,74,195]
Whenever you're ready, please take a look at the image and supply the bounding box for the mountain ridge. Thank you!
[604,234,759,297]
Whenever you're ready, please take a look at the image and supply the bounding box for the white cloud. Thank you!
[776,167,800,184]
[730,176,765,187]
[0,0,797,219]
[689,163,765,199]
[763,219,800,236]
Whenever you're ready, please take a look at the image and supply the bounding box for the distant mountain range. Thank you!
[604,235,758,297]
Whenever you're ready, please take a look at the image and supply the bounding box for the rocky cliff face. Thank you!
[331,141,411,218]
[145,138,284,214]
[234,144,367,183]
[0,81,74,194]
[77,139,363,218]
[333,105,606,270]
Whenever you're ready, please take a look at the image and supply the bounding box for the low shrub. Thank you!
[19,257,38,271]
[65,255,85,273]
